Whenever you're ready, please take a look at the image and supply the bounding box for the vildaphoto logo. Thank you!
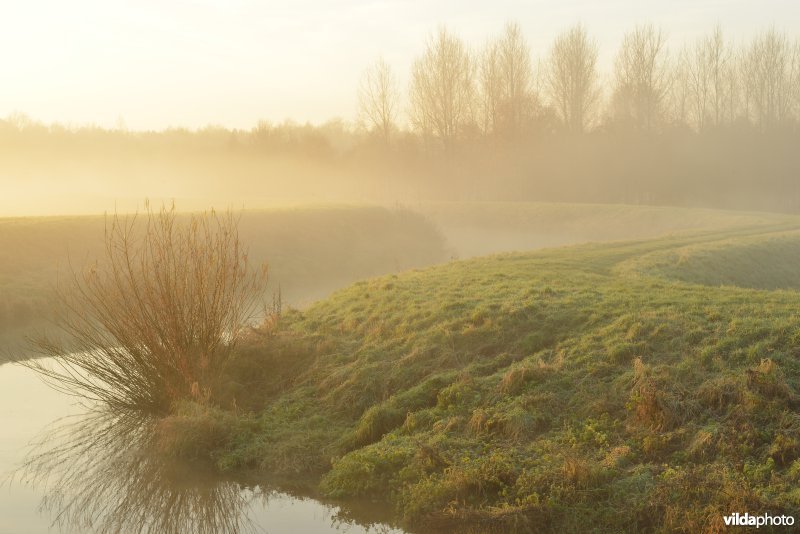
[723,513,795,528]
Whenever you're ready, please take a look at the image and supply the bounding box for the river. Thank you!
[0,360,404,534]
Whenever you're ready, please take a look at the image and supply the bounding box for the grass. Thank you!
[180,215,800,532]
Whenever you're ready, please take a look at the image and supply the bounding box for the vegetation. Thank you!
[23,205,268,412]
[175,217,800,532]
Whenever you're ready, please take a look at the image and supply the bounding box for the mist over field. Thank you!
[3,3,800,533]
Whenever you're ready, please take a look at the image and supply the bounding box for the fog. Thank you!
[2,21,799,216]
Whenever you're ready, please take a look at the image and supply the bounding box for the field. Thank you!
[419,201,783,258]
[167,211,800,532]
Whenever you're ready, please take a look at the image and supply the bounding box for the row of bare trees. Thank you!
[359,23,800,150]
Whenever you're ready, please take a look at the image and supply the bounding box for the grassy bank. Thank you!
[187,217,800,532]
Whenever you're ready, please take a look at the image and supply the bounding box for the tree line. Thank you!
[359,23,800,149]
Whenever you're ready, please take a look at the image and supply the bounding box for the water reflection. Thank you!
[17,408,256,534]
[1,361,402,534]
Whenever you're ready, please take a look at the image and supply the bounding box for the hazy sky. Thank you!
[0,0,797,130]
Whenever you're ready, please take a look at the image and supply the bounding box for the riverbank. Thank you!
[190,220,800,532]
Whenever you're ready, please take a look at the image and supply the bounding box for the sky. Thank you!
[0,0,797,130]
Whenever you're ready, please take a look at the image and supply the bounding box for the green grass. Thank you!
[196,216,800,532]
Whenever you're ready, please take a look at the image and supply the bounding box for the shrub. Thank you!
[24,203,268,413]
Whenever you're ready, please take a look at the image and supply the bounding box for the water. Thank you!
[0,360,404,534]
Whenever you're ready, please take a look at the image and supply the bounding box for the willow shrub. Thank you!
[25,203,268,413]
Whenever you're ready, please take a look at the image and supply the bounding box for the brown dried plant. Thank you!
[23,202,268,413]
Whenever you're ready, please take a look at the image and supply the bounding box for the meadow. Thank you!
[167,211,800,532]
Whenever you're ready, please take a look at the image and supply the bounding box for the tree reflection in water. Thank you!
[16,408,256,534]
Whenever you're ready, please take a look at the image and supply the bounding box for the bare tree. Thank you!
[358,57,400,145]
[409,27,475,151]
[612,25,672,131]
[479,22,536,138]
[546,24,600,133]
[679,27,735,130]
[723,45,745,125]
[741,29,799,130]
[479,40,503,135]
[670,56,692,126]
[793,40,800,120]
